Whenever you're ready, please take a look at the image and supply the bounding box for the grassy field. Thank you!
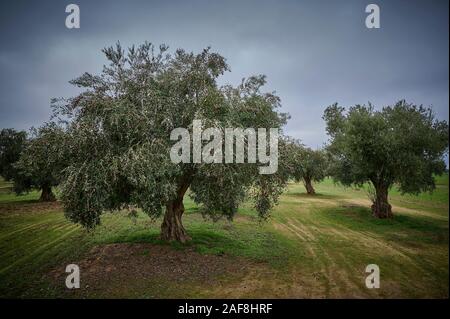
[0,175,448,298]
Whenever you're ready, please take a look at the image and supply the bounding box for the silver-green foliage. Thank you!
[323,101,449,195]
[13,123,67,197]
[53,42,289,228]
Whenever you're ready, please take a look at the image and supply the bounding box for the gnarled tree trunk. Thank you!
[40,184,56,202]
[160,173,192,243]
[160,199,191,243]
[303,177,316,195]
[371,184,392,218]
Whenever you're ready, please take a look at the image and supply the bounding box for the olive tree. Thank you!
[283,138,327,195]
[14,123,67,201]
[323,101,448,218]
[298,148,327,195]
[53,42,289,242]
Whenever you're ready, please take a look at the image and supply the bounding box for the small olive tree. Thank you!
[323,101,448,218]
[298,148,328,195]
[283,138,327,195]
[14,123,67,201]
[53,42,289,242]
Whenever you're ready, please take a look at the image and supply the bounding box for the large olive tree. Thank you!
[53,42,289,242]
[323,101,448,218]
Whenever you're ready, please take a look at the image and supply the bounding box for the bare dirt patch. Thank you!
[47,243,262,298]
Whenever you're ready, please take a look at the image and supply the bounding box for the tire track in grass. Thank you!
[271,214,337,297]
[331,218,444,296]
[0,225,80,276]
[275,211,375,297]
[333,225,425,270]
[283,198,372,296]
[0,223,77,267]
[272,220,305,241]
[321,248,370,298]
[0,220,73,261]
[273,218,319,259]
[283,217,348,297]
[0,215,63,240]
[308,197,428,270]
[315,213,435,295]
[285,218,317,242]
[275,186,448,297]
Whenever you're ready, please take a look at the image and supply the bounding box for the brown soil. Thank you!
[46,242,370,299]
[47,243,262,298]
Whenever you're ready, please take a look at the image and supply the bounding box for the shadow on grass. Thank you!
[0,198,42,205]
[92,219,295,269]
[285,192,343,200]
[319,204,449,245]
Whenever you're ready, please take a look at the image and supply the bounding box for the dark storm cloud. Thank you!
[0,0,448,157]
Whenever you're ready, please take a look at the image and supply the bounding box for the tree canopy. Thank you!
[13,123,67,201]
[323,100,449,218]
[53,42,290,242]
[297,149,327,195]
[283,138,328,194]
[0,128,27,182]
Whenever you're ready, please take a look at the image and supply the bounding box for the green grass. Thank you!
[0,174,448,298]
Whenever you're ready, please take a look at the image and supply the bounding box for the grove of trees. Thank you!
[0,43,448,241]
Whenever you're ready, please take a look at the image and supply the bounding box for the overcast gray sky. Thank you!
[0,0,448,156]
